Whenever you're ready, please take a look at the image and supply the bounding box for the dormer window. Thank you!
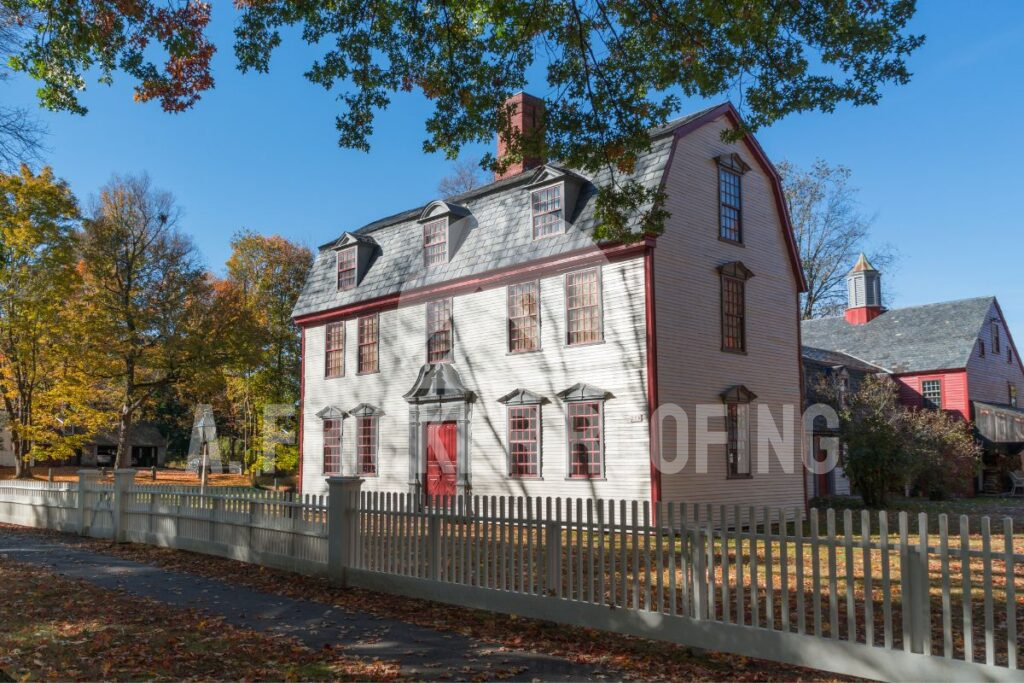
[531,184,562,239]
[423,218,448,267]
[336,247,357,290]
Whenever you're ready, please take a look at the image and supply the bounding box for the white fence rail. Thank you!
[0,472,1019,682]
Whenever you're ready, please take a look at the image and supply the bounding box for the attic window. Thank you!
[531,184,562,239]
[337,247,357,290]
[423,218,448,267]
[716,154,749,244]
[993,322,1002,354]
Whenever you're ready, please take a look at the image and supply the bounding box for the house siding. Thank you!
[300,257,651,500]
[895,370,971,419]
[654,114,806,511]
[964,300,1024,408]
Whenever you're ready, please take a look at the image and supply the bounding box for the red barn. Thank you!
[803,255,1024,494]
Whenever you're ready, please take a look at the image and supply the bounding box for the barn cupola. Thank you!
[844,253,882,325]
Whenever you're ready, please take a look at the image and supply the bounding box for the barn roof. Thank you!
[291,104,731,320]
[91,422,168,447]
[801,297,995,374]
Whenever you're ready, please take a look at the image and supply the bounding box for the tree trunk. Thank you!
[116,405,134,470]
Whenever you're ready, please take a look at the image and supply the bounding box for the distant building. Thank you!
[803,255,1024,495]
[0,419,167,469]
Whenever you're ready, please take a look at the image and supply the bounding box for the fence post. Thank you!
[545,521,562,596]
[76,470,100,536]
[326,476,364,586]
[905,546,929,654]
[112,469,136,543]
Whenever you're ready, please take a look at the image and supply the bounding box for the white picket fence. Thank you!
[0,472,1020,682]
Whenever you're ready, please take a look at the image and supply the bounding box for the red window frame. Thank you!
[357,314,379,374]
[531,184,562,239]
[336,247,357,290]
[565,268,602,346]
[426,298,453,363]
[356,416,378,476]
[508,405,540,478]
[719,166,742,242]
[323,419,342,475]
[567,401,602,478]
[721,275,746,352]
[423,218,448,267]
[325,321,345,378]
[507,281,540,353]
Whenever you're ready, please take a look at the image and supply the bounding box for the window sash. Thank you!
[323,419,342,475]
[726,403,750,477]
[567,401,602,478]
[721,275,746,352]
[508,405,540,478]
[357,314,379,374]
[719,167,742,242]
[531,185,563,239]
[426,298,453,363]
[423,218,448,267]
[325,322,345,378]
[993,323,1001,354]
[356,416,378,476]
[336,247,357,290]
[508,281,540,352]
[565,268,602,346]
[921,380,942,409]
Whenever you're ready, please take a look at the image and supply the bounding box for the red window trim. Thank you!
[357,313,379,374]
[507,280,541,353]
[565,267,603,346]
[322,419,342,475]
[507,404,541,478]
[356,415,378,476]
[423,218,448,268]
[336,246,358,290]
[566,400,603,479]
[325,321,345,378]
[426,298,453,363]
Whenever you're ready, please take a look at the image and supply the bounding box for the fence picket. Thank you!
[981,516,994,666]
[750,505,759,629]
[735,505,744,627]
[763,506,773,630]
[587,499,596,604]
[861,510,874,648]
[598,499,607,606]
[778,508,787,632]
[827,509,839,640]
[844,509,856,641]
[960,515,973,663]
[643,501,652,611]
[1004,518,1017,670]
[631,500,640,610]
[795,506,805,635]
[667,502,677,617]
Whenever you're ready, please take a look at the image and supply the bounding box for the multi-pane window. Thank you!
[357,314,379,374]
[531,185,563,239]
[721,275,746,352]
[568,401,602,478]
[356,416,378,475]
[992,322,1001,354]
[566,268,602,345]
[426,298,453,363]
[1010,383,1018,408]
[508,405,540,477]
[336,247,357,290]
[423,218,448,267]
[719,166,742,242]
[922,379,942,409]
[325,322,345,378]
[508,281,540,352]
[323,419,342,475]
[726,403,751,477]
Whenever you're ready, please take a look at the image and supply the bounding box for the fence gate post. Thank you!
[905,545,929,654]
[76,470,100,536]
[112,469,137,543]
[545,521,562,596]
[327,476,364,586]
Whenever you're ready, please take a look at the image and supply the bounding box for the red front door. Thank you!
[425,422,458,500]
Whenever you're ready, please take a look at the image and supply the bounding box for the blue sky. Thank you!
[5,3,1024,344]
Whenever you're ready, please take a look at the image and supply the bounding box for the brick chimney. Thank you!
[844,253,883,325]
[495,92,545,180]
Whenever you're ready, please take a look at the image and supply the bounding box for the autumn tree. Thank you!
[779,159,898,319]
[76,174,224,469]
[4,1,922,241]
[0,166,83,477]
[0,8,43,169]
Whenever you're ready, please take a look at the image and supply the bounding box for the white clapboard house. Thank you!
[292,96,808,508]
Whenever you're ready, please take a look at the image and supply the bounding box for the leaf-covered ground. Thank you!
[1,524,850,681]
[0,555,401,681]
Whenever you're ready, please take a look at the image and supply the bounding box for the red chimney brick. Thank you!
[495,93,545,180]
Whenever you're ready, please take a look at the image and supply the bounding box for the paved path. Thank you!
[0,528,612,681]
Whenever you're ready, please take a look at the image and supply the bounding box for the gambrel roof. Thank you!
[801,297,997,374]
[292,102,805,321]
